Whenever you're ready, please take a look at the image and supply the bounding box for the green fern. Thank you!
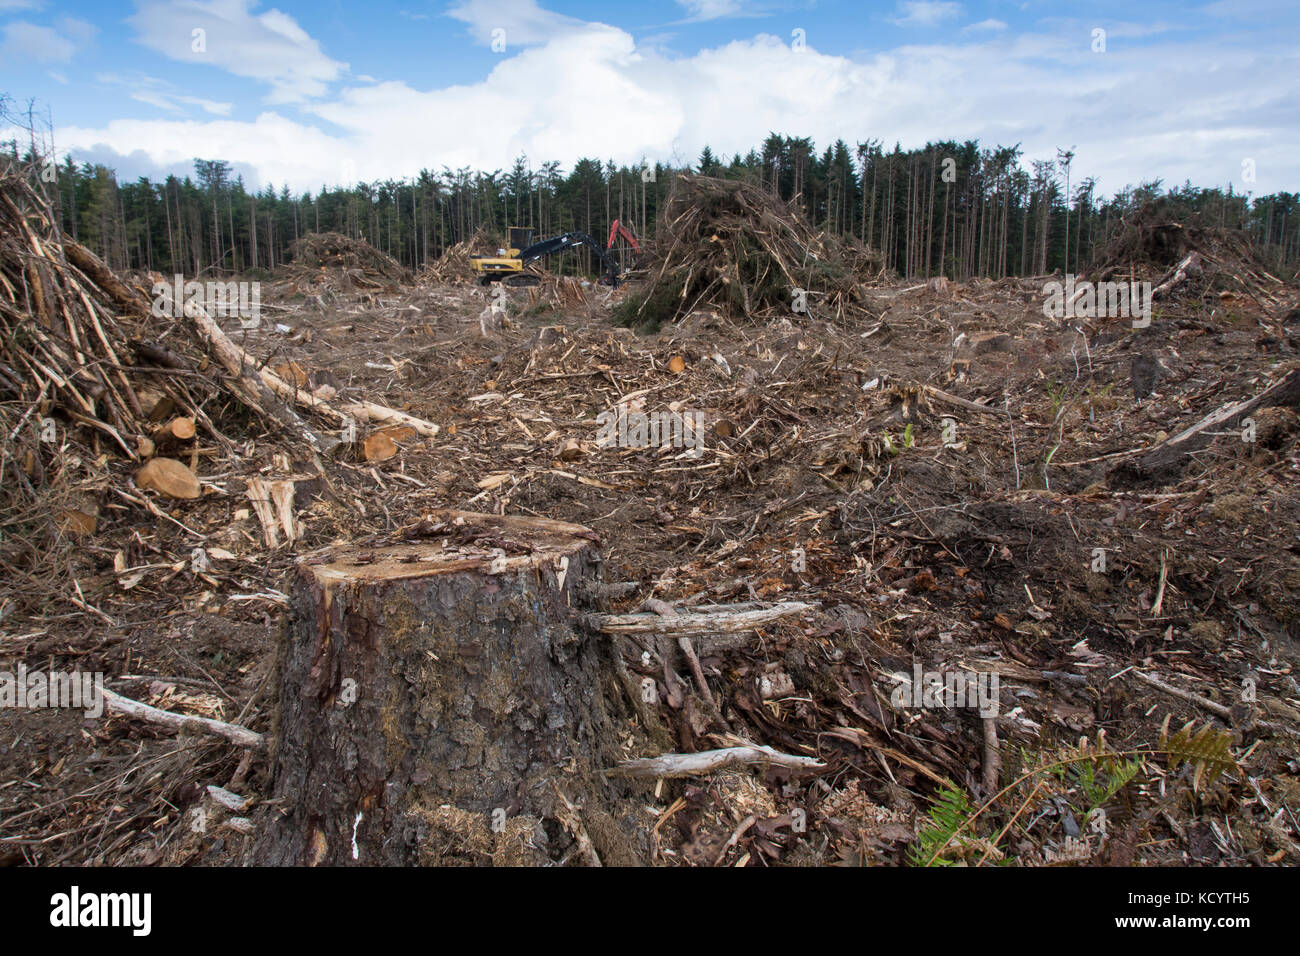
[910,785,978,866]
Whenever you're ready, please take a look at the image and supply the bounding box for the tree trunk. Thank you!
[255,510,638,866]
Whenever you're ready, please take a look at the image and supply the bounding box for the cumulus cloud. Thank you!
[127,0,347,103]
[46,3,1300,198]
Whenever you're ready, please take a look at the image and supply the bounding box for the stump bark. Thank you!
[255,510,630,866]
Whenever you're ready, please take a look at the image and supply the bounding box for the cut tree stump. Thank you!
[254,510,634,866]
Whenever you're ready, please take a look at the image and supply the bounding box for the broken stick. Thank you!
[608,744,826,778]
[587,601,813,637]
[102,687,265,750]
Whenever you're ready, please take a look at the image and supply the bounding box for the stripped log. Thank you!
[608,744,827,779]
[586,601,813,637]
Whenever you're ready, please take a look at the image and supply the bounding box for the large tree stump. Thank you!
[254,510,635,866]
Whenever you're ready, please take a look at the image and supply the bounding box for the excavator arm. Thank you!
[520,231,620,283]
[606,219,641,255]
[519,231,611,269]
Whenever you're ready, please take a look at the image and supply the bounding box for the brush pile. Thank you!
[0,166,236,615]
[1089,201,1297,319]
[278,231,411,293]
[0,168,437,619]
[417,227,499,284]
[613,174,886,330]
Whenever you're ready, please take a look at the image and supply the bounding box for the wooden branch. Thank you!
[1152,252,1203,299]
[338,398,439,439]
[102,687,265,750]
[64,240,148,316]
[1128,670,1298,738]
[923,385,1001,416]
[1129,670,1231,719]
[608,744,827,778]
[1123,368,1300,477]
[182,295,439,441]
[588,601,813,637]
[180,296,333,453]
[981,716,1001,795]
[552,785,602,867]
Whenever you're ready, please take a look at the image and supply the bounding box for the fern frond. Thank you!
[1158,719,1236,791]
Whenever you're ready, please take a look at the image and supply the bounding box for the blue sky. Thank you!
[2,0,1297,197]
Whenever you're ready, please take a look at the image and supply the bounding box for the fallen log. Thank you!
[1152,251,1204,299]
[174,287,438,447]
[179,295,333,453]
[585,601,813,637]
[1117,368,1300,479]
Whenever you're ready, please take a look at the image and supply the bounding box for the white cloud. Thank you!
[964,18,1007,32]
[51,8,1300,199]
[0,18,94,61]
[97,71,235,117]
[128,0,347,103]
[888,2,962,27]
[447,0,586,47]
[676,0,746,22]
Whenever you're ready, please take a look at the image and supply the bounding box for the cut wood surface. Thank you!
[136,456,201,499]
[152,416,196,445]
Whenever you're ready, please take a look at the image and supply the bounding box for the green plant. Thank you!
[1045,380,1069,419]
[909,785,995,866]
[910,721,1238,866]
[1159,716,1235,791]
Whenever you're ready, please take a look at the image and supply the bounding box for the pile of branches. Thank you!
[1089,201,1297,318]
[0,166,228,613]
[0,167,432,617]
[418,227,498,285]
[613,174,885,330]
[526,275,588,311]
[278,231,411,293]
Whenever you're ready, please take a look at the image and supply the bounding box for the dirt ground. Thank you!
[3,262,1299,867]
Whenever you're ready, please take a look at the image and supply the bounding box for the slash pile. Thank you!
[613,174,887,330]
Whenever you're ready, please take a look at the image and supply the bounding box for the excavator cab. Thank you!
[506,227,534,255]
[470,225,538,284]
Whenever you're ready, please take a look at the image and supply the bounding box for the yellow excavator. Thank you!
[469,221,640,287]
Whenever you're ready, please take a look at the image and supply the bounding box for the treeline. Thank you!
[5,133,1298,281]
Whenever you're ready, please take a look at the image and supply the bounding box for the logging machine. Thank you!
[469,220,641,287]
